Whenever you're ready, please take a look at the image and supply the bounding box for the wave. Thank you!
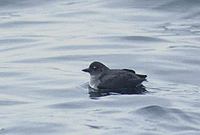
[0,0,54,8]
[155,0,200,12]
[135,105,200,129]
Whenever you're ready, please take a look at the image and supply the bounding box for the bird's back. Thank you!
[97,69,146,90]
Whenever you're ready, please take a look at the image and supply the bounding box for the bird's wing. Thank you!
[122,69,136,73]
[98,72,145,89]
[123,69,147,79]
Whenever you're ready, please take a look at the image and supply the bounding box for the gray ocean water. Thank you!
[0,0,200,135]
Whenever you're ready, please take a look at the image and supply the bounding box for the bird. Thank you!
[82,61,147,94]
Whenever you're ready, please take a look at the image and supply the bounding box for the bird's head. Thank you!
[82,61,109,76]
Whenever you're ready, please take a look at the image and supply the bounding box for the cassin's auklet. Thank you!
[82,61,147,92]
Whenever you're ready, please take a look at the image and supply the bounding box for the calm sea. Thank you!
[0,0,200,135]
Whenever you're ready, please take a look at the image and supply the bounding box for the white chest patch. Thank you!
[89,75,100,89]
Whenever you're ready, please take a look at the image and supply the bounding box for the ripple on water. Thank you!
[0,0,55,9]
[0,38,37,44]
[133,105,200,133]
[49,95,171,109]
[155,0,200,12]
[1,122,66,135]
[103,35,170,43]
[0,21,63,28]
[0,0,200,135]
[0,71,25,78]
[102,0,165,9]
[0,100,28,106]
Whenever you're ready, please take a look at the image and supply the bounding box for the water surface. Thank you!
[0,0,200,135]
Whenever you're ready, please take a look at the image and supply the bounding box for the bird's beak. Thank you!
[82,68,90,73]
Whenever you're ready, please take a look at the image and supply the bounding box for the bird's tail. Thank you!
[136,74,147,79]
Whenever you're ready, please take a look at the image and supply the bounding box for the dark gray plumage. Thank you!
[82,61,147,92]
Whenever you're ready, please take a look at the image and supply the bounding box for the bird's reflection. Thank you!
[88,85,147,99]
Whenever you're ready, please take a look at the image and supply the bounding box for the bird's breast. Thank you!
[89,75,100,89]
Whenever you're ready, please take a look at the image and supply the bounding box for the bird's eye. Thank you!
[93,66,97,69]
